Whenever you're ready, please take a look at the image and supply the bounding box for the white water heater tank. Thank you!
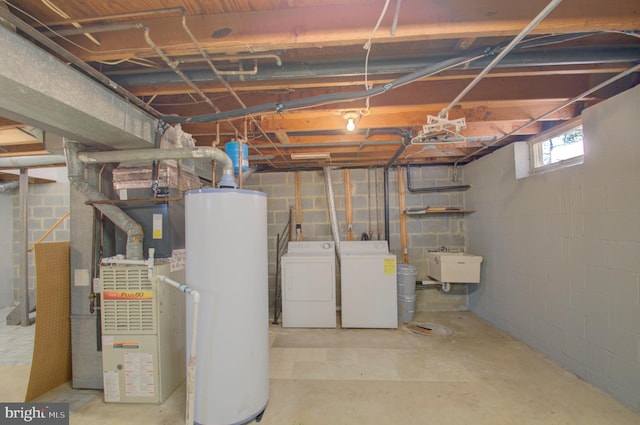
[185,188,269,425]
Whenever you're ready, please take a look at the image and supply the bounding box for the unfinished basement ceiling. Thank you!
[1,0,639,171]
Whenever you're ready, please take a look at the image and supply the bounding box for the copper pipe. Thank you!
[397,168,408,263]
[344,170,353,241]
[180,14,290,167]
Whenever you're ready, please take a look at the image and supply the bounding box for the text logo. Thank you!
[1,403,68,424]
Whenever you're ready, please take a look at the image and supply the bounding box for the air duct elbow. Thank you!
[0,180,19,193]
[64,140,145,260]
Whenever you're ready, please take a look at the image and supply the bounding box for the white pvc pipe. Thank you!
[419,280,452,292]
[155,274,200,425]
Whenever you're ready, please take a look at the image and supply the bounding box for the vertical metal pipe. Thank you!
[19,169,29,326]
[344,170,353,241]
[383,168,390,250]
[324,167,341,259]
[238,121,246,189]
[440,0,564,117]
[391,0,402,36]
[295,172,303,241]
[397,167,408,264]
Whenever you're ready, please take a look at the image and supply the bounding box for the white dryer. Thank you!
[281,241,337,328]
[340,241,398,328]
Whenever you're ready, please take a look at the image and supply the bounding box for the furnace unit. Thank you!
[100,263,185,404]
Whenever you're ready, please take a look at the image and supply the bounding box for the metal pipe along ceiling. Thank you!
[179,14,289,168]
[108,45,638,87]
[439,0,564,117]
[163,48,493,124]
[453,62,640,172]
[160,31,625,125]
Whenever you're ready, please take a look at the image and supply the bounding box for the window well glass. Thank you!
[530,120,584,172]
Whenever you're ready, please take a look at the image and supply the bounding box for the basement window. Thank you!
[530,119,584,174]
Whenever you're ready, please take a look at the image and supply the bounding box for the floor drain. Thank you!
[406,322,455,337]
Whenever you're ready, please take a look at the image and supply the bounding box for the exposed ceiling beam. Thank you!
[258,102,577,132]
[52,0,640,62]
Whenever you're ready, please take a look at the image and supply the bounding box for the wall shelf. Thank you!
[404,207,475,216]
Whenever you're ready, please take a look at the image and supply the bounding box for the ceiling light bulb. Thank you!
[346,118,356,132]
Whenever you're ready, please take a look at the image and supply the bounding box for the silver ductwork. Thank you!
[65,141,145,260]
[0,180,19,193]
[0,155,66,168]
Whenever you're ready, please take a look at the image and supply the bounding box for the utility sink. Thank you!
[426,252,483,283]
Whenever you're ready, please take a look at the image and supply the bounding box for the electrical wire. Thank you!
[363,0,392,113]
[3,1,256,59]
[41,0,100,46]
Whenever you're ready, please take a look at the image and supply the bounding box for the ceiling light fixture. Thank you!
[290,152,331,160]
[343,111,359,132]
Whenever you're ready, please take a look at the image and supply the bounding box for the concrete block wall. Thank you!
[10,178,70,304]
[464,85,640,412]
[0,193,12,308]
[244,165,469,311]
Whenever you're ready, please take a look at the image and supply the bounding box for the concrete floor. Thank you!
[2,310,639,424]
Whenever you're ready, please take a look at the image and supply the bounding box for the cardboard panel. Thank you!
[25,241,71,401]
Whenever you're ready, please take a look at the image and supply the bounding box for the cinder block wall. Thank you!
[465,85,640,411]
[0,194,12,308]
[11,180,70,304]
[244,165,469,312]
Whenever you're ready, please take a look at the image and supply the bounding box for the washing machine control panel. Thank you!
[287,241,335,256]
[340,240,390,255]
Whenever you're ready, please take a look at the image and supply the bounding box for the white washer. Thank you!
[281,241,337,328]
[340,241,398,328]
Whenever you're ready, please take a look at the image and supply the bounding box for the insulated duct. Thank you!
[64,141,144,260]
[76,147,236,188]
[0,180,18,192]
[0,155,66,168]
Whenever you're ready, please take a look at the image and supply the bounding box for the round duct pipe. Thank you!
[0,155,66,169]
